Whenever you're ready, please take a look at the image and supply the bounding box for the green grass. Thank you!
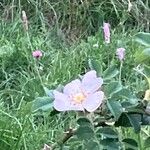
[0,23,146,149]
[0,0,150,150]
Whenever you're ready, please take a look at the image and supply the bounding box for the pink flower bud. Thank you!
[22,10,28,31]
[103,23,110,43]
[32,50,42,59]
[116,48,125,61]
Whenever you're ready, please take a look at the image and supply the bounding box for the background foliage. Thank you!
[0,0,150,149]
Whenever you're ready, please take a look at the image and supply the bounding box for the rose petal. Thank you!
[69,103,84,111]
[63,79,82,95]
[82,70,103,94]
[53,90,70,111]
[53,90,84,111]
[82,91,104,112]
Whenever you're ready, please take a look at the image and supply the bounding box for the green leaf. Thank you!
[56,84,64,92]
[96,127,118,138]
[104,81,122,98]
[88,59,102,76]
[32,97,54,112]
[126,114,141,133]
[142,115,150,125]
[85,141,99,150]
[103,65,119,80]
[77,117,92,126]
[143,48,150,56]
[115,113,131,127]
[144,137,150,149]
[100,138,120,150]
[115,113,141,132]
[143,65,150,78]
[112,88,138,104]
[44,87,54,97]
[134,32,150,46]
[134,50,150,64]
[122,138,138,149]
[75,126,94,140]
[112,88,132,99]
[107,99,123,120]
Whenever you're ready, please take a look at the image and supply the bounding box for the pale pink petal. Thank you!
[53,91,84,111]
[53,91,70,111]
[63,79,82,95]
[69,103,84,111]
[82,70,103,94]
[82,91,104,112]
[32,50,42,58]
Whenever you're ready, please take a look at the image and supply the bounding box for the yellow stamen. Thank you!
[73,93,86,104]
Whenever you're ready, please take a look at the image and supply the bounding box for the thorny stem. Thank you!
[52,128,75,150]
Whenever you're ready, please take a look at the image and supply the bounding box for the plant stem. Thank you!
[52,128,75,150]
[26,31,44,88]
[137,133,142,150]
[119,61,123,83]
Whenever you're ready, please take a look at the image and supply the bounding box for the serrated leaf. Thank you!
[75,126,94,140]
[96,127,118,138]
[107,99,123,120]
[112,88,138,104]
[103,65,119,80]
[122,138,138,149]
[144,137,150,149]
[88,59,102,76]
[112,88,132,99]
[134,32,150,46]
[126,114,141,133]
[77,117,92,126]
[32,97,54,112]
[104,81,122,98]
[100,138,119,150]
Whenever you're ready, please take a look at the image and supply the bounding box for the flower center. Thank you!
[72,93,86,104]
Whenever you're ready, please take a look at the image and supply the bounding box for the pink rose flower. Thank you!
[116,48,125,61]
[32,50,42,58]
[53,70,104,112]
[103,23,110,43]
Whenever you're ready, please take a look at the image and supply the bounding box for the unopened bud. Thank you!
[144,89,150,101]
[22,10,28,31]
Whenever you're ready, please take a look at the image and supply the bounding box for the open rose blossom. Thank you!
[53,70,104,112]
[103,23,110,43]
[32,50,42,58]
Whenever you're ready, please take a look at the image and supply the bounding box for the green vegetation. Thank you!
[0,0,150,150]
